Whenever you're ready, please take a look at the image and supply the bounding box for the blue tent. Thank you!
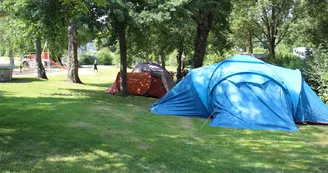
[149,55,328,132]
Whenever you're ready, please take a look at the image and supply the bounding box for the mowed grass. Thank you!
[0,66,327,173]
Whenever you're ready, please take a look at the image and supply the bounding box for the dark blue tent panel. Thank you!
[149,55,328,132]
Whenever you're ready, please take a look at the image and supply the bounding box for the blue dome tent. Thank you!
[149,55,328,132]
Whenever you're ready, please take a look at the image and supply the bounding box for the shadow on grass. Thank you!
[1,88,327,172]
[86,82,112,88]
[7,77,46,83]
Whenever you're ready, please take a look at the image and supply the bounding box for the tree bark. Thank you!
[67,22,82,84]
[268,42,276,62]
[160,52,165,69]
[36,37,48,79]
[119,23,128,96]
[192,12,213,68]
[9,49,14,66]
[176,49,183,83]
[0,11,7,17]
[248,30,253,54]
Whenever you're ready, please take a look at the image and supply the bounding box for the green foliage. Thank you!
[253,47,266,54]
[302,55,328,104]
[229,0,258,51]
[112,51,122,66]
[269,53,305,70]
[203,50,233,65]
[301,0,328,49]
[78,52,97,65]
[168,51,178,67]
[0,16,34,57]
[97,48,114,65]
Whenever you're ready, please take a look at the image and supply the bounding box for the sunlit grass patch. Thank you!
[0,66,327,173]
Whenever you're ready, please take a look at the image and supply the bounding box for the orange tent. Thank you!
[106,63,174,98]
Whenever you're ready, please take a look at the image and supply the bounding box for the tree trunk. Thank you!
[176,49,183,83]
[267,37,276,62]
[67,22,82,84]
[0,11,7,17]
[119,23,128,96]
[192,12,213,68]
[264,14,276,62]
[160,52,166,69]
[9,49,14,66]
[248,31,253,54]
[36,37,48,79]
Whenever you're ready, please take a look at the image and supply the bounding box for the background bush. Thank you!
[78,52,97,65]
[302,54,328,104]
[97,48,114,65]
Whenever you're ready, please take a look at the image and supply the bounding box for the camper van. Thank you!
[293,47,313,59]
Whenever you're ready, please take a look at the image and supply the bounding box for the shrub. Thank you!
[273,53,306,70]
[203,50,233,65]
[97,48,114,65]
[302,55,328,104]
[253,47,267,54]
[78,52,97,65]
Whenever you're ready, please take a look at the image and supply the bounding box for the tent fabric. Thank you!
[150,74,209,117]
[149,55,328,132]
[106,63,174,98]
[109,72,152,96]
[133,63,175,91]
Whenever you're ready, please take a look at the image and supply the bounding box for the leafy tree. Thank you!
[0,3,36,68]
[253,0,305,61]
[230,0,259,53]
[304,0,328,49]
[61,1,92,84]
[138,1,195,81]
[1,0,63,79]
[187,0,232,68]
[39,0,104,83]
[90,0,157,96]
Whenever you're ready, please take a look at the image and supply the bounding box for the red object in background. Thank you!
[27,52,49,59]
[106,72,167,98]
[43,52,49,59]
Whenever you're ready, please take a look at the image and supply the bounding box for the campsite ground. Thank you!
[0,67,327,173]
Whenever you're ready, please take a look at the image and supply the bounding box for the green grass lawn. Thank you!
[1,67,327,173]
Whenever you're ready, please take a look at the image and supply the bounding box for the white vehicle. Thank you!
[293,47,313,59]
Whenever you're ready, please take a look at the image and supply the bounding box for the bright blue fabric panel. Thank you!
[267,65,302,114]
[207,56,286,107]
[209,79,298,131]
[294,80,328,123]
[149,74,209,118]
[191,63,219,111]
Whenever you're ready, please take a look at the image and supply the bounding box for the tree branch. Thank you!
[275,13,299,47]
[253,20,268,38]
[253,33,265,45]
